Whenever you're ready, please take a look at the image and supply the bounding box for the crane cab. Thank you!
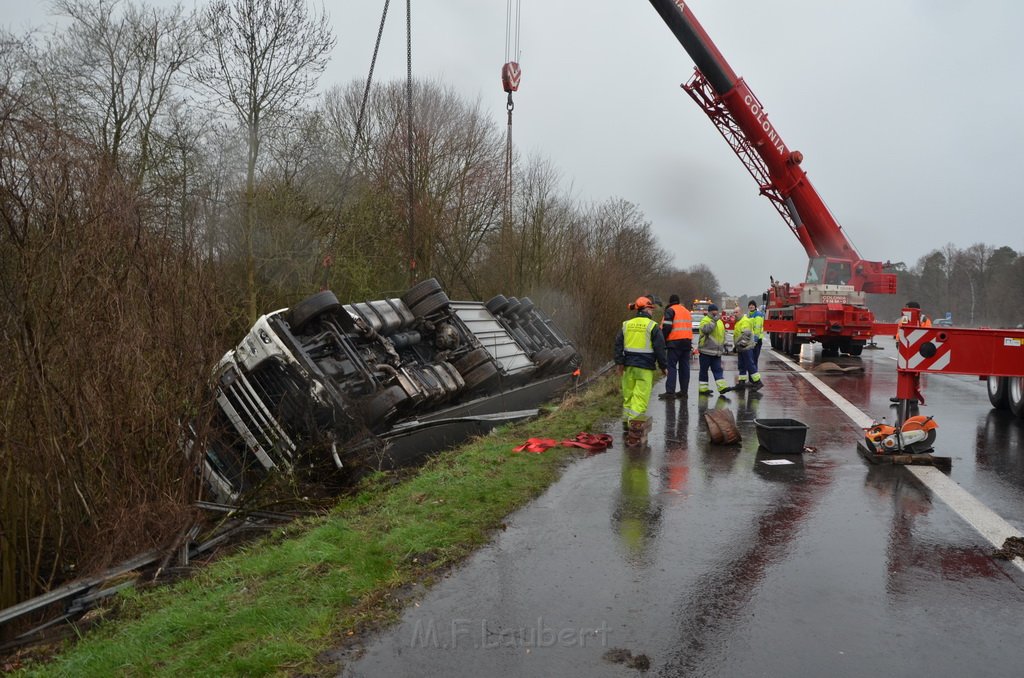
[805,257,852,286]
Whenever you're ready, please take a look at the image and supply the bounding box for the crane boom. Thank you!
[647,0,896,296]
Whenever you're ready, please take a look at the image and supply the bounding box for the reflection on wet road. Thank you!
[343,339,1024,677]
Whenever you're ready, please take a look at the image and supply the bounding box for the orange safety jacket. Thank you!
[663,304,693,341]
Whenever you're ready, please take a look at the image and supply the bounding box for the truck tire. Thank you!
[503,297,521,317]
[409,289,450,317]
[531,347,557,372]
[287,290,340,332]
[462,361,499,392]
[401,278,442,308]
[361,385,409,426]
[987,376,1010,410]
[454,347,492,375]
[517,297,535,315]
[845,343,864,357]
[1009,377,1024,418]
[780,333,792,355]
[485,294,509,315]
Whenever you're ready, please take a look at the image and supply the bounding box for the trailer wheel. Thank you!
[987,376,1010,410]
[485,294,509,315]
[1009,377,1024,418]
[531,347,557,372]
[287,290,340,332]
[503,297,521,317]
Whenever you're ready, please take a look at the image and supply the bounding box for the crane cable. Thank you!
[405,0,416,285]
[501,0,522,232]
[319,0,392,291]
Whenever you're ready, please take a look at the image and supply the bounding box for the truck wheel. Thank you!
[845,344,864,357]
[987,376,1010,410]
[287,290,340,332]
[454,347,492,375]
[409,289,450,317]
[361,385,409,426]
[401,278,442,308]
[780,333,792,355]
[463,361,499,392]
[517,297,535,315]
[1009,377,1024,418]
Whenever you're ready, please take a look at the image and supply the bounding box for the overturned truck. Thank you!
[199,279,580,502]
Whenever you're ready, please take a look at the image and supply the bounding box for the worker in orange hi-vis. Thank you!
[615,296,668,433]
[658,294,693,400]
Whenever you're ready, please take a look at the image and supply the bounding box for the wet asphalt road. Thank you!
[342,338,1024,677]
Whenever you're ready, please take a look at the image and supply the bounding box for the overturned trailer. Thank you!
[198,279,580,502]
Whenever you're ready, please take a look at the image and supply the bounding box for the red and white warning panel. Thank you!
[898,326,1024,377]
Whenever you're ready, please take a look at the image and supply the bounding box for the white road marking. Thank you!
[772,349,1024,573]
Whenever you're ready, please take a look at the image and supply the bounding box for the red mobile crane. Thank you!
[647,0,896,357]
[648,1,1024,450]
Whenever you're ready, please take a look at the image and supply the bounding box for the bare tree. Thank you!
[48,0,201,187]
[193,0,336,321]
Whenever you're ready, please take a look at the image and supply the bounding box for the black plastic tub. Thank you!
[754,418,808,454]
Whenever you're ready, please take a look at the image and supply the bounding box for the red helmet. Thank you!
[633,296,653,310]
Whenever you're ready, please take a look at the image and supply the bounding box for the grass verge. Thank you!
[18,376,619,677]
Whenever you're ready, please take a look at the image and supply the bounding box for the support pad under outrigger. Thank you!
[856,440,952,472]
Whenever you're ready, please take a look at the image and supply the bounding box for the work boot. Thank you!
[889,396,918,405]
[718,386,735,395]
[734,381,748,389]
[749,381,764,391]
[658,392,676,400]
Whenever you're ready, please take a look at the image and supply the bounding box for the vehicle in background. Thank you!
[721,308,738,352]
[196,279,580,503]
[690,298,713,332]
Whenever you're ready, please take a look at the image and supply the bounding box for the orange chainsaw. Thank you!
[864,415,938,455]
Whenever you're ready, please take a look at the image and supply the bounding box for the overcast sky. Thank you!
[6,1,1024,297]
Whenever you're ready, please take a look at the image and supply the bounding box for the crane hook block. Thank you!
[502,62,521,93]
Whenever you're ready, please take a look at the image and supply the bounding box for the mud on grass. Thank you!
[18,377,620,677]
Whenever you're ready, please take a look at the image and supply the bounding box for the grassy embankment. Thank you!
[21,376,620,677]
